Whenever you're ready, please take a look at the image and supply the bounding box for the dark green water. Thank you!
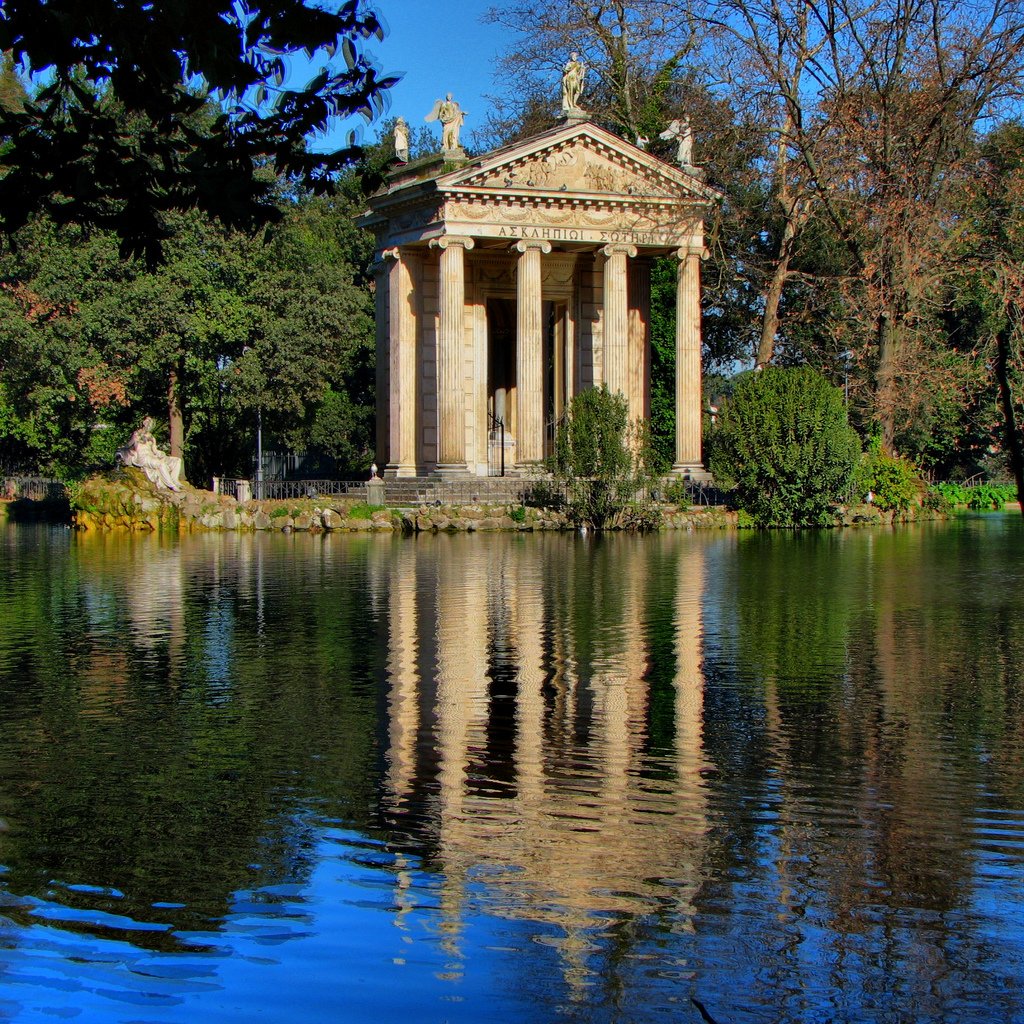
[1,519,1023,1023]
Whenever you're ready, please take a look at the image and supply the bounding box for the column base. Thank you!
[384,464,418,479]
[434,463,472,479]
[670,463,714,483]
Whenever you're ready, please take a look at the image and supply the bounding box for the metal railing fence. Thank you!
[3,477,68,502]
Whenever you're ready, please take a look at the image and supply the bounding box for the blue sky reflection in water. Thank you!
[1,520,1024,1022]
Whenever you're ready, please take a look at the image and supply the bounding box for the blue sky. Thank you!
[351,0,516,147]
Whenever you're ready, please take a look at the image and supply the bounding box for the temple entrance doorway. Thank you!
[544,300,568,458]
[486,298,516,475]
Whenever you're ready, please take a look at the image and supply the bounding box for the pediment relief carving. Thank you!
[460,143,677,199]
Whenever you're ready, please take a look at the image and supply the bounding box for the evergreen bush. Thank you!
[552,385,655,530]
[708,366,861,527]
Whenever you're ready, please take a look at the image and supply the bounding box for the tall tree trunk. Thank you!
[168,363,184,461]
[994,322,1024,517]
[756,202,805,367]
[876,311,899,454]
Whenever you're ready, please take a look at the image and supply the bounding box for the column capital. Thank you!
[371,248,398,276]
[381,246,402,261]
[601,243,637,259]
[674,245,709,261]
[513,239,552,255]
[430,235,476,252]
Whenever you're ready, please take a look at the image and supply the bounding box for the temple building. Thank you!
[358,108,722,479]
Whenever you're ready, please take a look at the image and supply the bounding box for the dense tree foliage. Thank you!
[0,192,376,481]
[0,0,395,263]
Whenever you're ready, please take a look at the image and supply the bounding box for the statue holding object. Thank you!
[561,52,586,114]
[425,94,466,153]
[659,117,695,167]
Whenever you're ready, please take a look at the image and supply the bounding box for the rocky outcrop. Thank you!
[68,469,736,535]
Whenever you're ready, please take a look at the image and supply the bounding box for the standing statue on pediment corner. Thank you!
[426,93,466,153]
[561,52,586,113]
[660,117,695,168]
[393,116,410,162]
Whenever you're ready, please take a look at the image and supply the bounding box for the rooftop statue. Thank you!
[659,117,695,167]
[561,52,586,114]
[117,417,183,491]
[393,116,410,162]
[426,93,466,153]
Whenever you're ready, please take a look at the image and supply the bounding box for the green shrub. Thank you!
[854,438,920,512]
[735,508,756,529]
[931,481,970,507]
[620,502,662,531]
[967,483,1013,510]
[931,481,1015,510]
[508,504,527,523]
[553,385,656,530]
[923,486,955,514]
[709,366,861,527]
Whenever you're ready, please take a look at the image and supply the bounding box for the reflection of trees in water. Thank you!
[0,531,386,946]
[703,521,1024,1019]
[1,522,1023,1016]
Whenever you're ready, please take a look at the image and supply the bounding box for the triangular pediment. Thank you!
[435,121,720,204]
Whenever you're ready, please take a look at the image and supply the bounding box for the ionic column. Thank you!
[674,246,705,473]
[372,254,390,467]
[514,239,551,467]
[431,235,475,473]
[383,247,417,477]
[602,243,636,400]
[628,259,651,422]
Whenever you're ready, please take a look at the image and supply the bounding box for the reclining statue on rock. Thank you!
[117,417,183,491]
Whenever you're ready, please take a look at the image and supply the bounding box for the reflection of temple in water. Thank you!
[370,534,712,990]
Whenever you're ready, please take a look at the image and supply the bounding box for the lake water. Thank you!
[1,518,1023,1023]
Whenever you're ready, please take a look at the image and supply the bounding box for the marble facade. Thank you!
[358,119,722,478]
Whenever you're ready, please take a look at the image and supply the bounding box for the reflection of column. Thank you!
[671,536,708,925]
[515,239,551,466]
[602,243,637,400]
[512,542,546,812]
[383,247,418,477]
[674,246,704,472]
[620,543,650,752]
[432,236,474,473]
[434,539,490,960]
[385,543,420,804]
[674,539,706,757]
[594,541,646,815]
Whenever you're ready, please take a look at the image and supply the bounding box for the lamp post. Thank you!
[241,345,264,499]
[255,406,263,500]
